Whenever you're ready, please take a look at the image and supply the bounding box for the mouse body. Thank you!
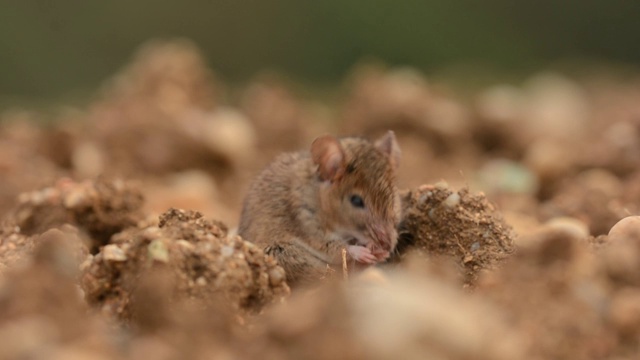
[238,131,401,286]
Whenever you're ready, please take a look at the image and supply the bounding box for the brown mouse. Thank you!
[238,131,401,286]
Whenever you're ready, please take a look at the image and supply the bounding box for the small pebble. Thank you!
[103,245,127,262]
[268,267,286,286]
[443,192,460,208]
[148,240,169,262]
[608,216,640,243]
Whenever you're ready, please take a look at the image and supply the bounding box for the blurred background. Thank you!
[2,0,640,107]
[1,0,640,234]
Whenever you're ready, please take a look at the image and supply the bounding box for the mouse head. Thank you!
[311,131,401,253]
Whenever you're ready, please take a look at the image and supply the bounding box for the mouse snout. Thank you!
[370,223,398,250]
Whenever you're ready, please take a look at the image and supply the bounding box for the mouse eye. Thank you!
[349,194,365,208]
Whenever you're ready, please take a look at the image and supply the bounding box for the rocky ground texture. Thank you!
[1,40,640,359]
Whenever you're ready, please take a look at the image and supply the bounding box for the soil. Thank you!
[396,184,515,286]
[1,40,640,359]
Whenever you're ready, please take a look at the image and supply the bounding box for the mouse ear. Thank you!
[375,130,401,169]
[311,135,345,181]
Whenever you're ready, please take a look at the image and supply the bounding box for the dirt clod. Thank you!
[5,178,144,254]
[81,208,290,322]
[397,184,515,285]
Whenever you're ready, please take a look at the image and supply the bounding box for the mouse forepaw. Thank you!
[347,245,377,264]
[371,248,390,261]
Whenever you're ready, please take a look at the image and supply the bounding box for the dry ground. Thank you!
[1,40,640,359]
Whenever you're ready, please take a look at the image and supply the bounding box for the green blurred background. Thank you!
[1,0,639,104]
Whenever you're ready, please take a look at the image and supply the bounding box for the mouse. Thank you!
[238,131,401,286]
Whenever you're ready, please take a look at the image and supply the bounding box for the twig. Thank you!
[342,248,348,281]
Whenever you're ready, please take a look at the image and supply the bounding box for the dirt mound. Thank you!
[397,183,515,285]
[478,217,640,359]
[81,208,289,321]
[4,178,144,254]
[0,231,114,359]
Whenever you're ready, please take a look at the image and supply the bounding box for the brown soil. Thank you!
[1,40,640,359]
[397,184,515,286]
[81,207,289,321]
